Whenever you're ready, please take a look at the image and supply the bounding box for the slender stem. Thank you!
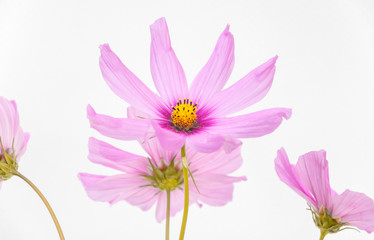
[179,145,189,240]
[165,190,171,240]
[13,170,65,240]
[319,230,327,240]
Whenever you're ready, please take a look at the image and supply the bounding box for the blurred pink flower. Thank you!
[275,148,374,234]
[78,135,246,222]
[87,17,291,153]
[0,97,30,185]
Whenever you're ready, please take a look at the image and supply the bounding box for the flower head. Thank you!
[275,148,374,236]
[0,97,29,183]
[87,17,291,153]
[78,135,246,222]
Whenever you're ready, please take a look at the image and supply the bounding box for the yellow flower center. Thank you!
[171,98,198,132]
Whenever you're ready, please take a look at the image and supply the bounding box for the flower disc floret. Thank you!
[171,98,198,132]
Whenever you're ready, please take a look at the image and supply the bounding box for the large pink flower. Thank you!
[0,97,30,185]
[87,17,291,153]
[275,148,374,234]
[78,135,245,222]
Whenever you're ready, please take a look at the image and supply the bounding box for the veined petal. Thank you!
[87,105,149,140]
[295,150,332,210]
[187,132,225,153]
[191,174,246,206]
[140,136,175,168]
[210,108,291,138]
[99,44,165,116]
[189,25,234,106]
[150,18,188,106]
[186,142,242,174]
[78,173,148,204]
[209,56,278,117]
[152,120,186,151]
[331,190,374,233]
[155,190,185,222]
[88,137,149,174]
[0,97,28,159]
[275,148,317,208]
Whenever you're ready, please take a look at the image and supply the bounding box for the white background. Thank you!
[1,0,374,239]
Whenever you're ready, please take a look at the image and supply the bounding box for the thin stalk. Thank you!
[319,230,327,240]
[13,170,65,240]
[165,190,171,240]
[179,145,189,240]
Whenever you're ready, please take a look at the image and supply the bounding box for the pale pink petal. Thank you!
[191,174,246,206]
[189,25,234,106]
[87,104,150,140]
[88,137,148,174]
[295,150,332,210]
[78,173,159,209]
[155,190,185,222]
[186,142,242,174]
[150,18,188,106]
[139,136,175,167]
[187,132,225,153]
[210,108,291,138]
[79,173,145,203]
[331,190,374,233]
[124,187,159,211]
[99,44,165,116]
[208,56,278,117]
[152,120,186,151]
[155,192,167,222]
[275,148,317,208]
[0,97,28,160]
[222,137,242,154]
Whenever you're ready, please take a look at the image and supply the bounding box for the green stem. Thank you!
[13,170,65,240]
[179,145,189,240]
[319,230,327,240]
[166,190,171,240]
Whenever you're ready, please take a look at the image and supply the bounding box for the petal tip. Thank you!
[86,104,96,119]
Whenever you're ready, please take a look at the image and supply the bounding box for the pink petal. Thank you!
[99,44,165,116]
[274,148,317,208]
[295,150,332,210]
[150,18,188,106]
[152,120,186,152]
[155,190,185,222]
[139,136,175,167]
[186,142,242,175]
[191,174,246,206]
[331,190,374,233]
[210,108,291,138]
[189,25,234,107]
[187,132,226,153]
[78,173,159,209]
[222,136,242,154]
[208,56,278,117]
[88,137,149,174]
[0,97,28,160]
[87,104,150,140]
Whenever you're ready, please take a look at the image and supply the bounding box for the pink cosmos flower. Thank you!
[78,135,246,222]
[0,97,30,185]
[87,17,291,153]
[275,148,374,236]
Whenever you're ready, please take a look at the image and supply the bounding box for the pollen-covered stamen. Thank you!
[171,98,198,132]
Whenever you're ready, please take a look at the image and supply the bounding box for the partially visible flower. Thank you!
[78,134,246,222]
[87,17,291,154]
[275,148,374,238]
[0,97,30,183]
